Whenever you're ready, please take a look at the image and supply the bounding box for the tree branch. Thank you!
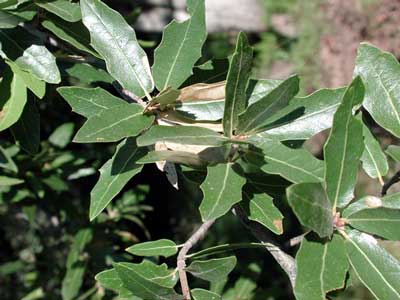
[232,204,297,287]
[381,170,400,196]
[177,219,215,300]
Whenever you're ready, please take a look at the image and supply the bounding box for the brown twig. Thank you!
[232,204,297,287]
[177,219,215,300]
[381,170,400,196]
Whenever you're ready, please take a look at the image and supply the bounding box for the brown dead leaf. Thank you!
[178,81,225,102]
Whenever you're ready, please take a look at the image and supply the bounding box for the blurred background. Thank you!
[1,0,400,299]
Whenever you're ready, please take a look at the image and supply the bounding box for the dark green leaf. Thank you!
[81,0,153,98]
[199,163,246,221]
[223,32,253,137]
[73,104,154,143]
[137,125,228,147]
[237,75,299,134]
[126,239,178,258]
[294,234,348,300]
[186,256,237,282]
[355,43,400,138]
[0,145,17,172]
[36,0,81,22]
[10,98,40,154]
[63,62,113,85]
[324,76,365,209]
[287,183,333,237]
[89,138,146,220]
[152,0,206,90]
[58,86,126,118]
[344,229,400,300]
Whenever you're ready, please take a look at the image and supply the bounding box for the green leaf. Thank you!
[354,43,400,138]
[324,76,365,209]
[223,32,253,137]
[244,191,283,235]
[360,119,389,184]
[199,163,246,221]
[247,141,324,184]
[36,0,81,22]
[0,28,60,83]
[10,98,40,155]
[343,194,400,241]
[386,145,400,162]
[186,256,237,282]
[191,289,221,300]
[0,175,24,186]
[81,0,153,98]
[344,229,400,300]
[0,68,27,131]
[63,62,113,85]
[138,150,206,168]
[42,16,99,57]
[114,262,181,300]
[73,104,154,143]
[49,123,75,148]
[237,75,299,134]
[96,269,123,292]
[126,239,178,258]
[58,87,126,118]
[287,183,333,237]
[7,60,46,99]
[0,145,17,172]
[137,125,228,147]
[0,9,31,28]
[152,0,206,90]
[252,87,346,141]
[89,139,145,220]
[150,87,180,108]
[62,228,93,300]
[294,234,348,300]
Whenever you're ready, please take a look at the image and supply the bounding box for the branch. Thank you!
[112,82,147,107]
[232,204,297,287]
[381,170,400,196]
[177,219,215,300]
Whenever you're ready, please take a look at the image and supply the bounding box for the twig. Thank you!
[232,204,297,287]
[288,231,310,247]
[177,219,215,300]
[381,170,400,196]
[112,82,147,107]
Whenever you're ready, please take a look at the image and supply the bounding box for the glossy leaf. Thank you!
[0,27,60,84]
[36,0,81,22]
[42,16,99,57]
[386,145,400,162]
[294,234,348,300]
[344,230,400,300]
[0,69,27,131]
[61,228,93,300]
[81,0,153,98]
[360,120,388,184]
[152,0,206,90]
[114,262,181,300]
[355,43,400,138]
[0,146,17,172]
[324,76,365,209]
[89,138,146,221]
[186,256,237,282]
[287,183,333,237]
[252,87,345,141]
[58,87,126,118]
[199,163,246,221]
[247,141,324,184]
[137,125,228,147]
[126,239,178,258]
[7,61,46,99]
[10,98,40,154]
[244,191,283,235]
[73,104,154,143]
[191,289,221,300]
[223,32,253,137]
[237,75,299,134]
